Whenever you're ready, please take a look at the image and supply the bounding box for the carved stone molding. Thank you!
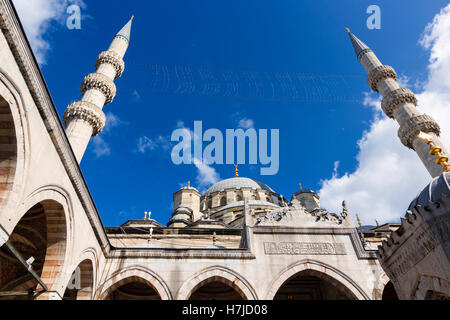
[63,101,106,136]
[367,65,397,92]
[95,51,125,79]
[381,88,418,119]
[398,114,440,149]
[80,73,116,104]
[0,0,110,252]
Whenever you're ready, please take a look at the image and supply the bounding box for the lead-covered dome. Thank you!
[408,172,450,211]
[204,177,275,196]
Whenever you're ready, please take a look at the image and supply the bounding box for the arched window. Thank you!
[220,196,227,206]
[236,194,243,202]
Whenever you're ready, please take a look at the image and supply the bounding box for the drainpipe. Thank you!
[0,224,48,292]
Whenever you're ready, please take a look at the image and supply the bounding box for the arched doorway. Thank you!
[189,278,246,300]
[273,270,357,300]
[382,281,399,300]
[104,276,161,300]
[0,94,17,214]
[0,200,67,299]
[177,266,257,300]
[63,259,94,300]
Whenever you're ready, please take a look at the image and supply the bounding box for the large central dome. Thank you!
[204,177,275,196]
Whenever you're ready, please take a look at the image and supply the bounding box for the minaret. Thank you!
[347,29,449,177]
[63,17,134,162]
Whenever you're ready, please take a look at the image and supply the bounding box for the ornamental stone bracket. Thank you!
[80,72,117,104]
[367,65,397,92]
[63,101,106,136]
[381,88,418,119]
[251,198,350,228]
[397,114,441,149]
[95,50,125,79]
[378,195,450,293]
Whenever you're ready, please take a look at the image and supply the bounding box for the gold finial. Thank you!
[356,214,362,227]
[188,181,191,188]
[131,15,134,21]
[299,183,302,190]
[418,132,450,172]
[144,211,147,220]
[234,164,239,177]
[346,27,350,33]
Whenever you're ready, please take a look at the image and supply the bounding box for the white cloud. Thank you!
[103,112,124,133]
[91,136,111,158]
[238,118,255,129]
[137,136,157,153]
[193,158,220,191]
[13,0,86,64]
[319,4,450,225]
[174,121,221,191]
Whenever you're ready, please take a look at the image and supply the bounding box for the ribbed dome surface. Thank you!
[408,172,450,211]
[204,177,275,196]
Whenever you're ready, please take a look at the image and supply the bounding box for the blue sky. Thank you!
[14,0,450,227]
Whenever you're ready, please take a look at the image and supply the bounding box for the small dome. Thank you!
[408,172,450,211]
[204,177,275,196]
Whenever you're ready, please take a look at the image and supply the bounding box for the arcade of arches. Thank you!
[0,201,66,299]
[273,270,357,300]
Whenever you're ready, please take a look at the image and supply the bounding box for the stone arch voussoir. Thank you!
[97,266,172,300]
[177,266,258,300]
[265,259,369,300]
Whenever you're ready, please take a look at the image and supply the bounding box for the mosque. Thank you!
[0,1,448,300]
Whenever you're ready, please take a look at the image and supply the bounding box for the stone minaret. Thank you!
[63,17,133,162]
[347,29,449,177]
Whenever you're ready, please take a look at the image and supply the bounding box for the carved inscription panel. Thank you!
[264,242,347,255]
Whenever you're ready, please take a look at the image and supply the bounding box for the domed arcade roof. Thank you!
[408,172,450,211]
[203,177,276,196]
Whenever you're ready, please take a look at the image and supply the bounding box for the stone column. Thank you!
[63,18,132,163]
[348,30,448,178]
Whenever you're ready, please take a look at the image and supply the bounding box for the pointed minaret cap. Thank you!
[115,15,134,44]
[346,28,372,61]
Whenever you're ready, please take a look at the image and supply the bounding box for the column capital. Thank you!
[63,101,106,136]
[81,73,117,104]
[398,114,440,149]
[367,65,397,92]
[381,88,418,119]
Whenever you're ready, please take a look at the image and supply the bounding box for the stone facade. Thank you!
[348,30,450,300]
[0,2,445,301]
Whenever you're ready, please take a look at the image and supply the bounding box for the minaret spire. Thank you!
[346,28,373,61]
[63,17,134,162]
[347,29,448,177]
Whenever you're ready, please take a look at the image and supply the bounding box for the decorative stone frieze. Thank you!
[357,48,373,61]
[80,73,117,104]
[95,50,125,79]
[397,114,440,149]
[381,88,418,119]
[367,65,397,92]
[63,101,106,136]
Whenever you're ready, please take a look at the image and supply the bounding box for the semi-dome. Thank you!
[408,172,450,211]
[203,177,276,196]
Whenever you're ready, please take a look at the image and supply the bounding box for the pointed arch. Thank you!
[265,259,369,300]
[97,266,171,300]
[62,248,98,300]
[0,69,29,220]
[177,266,258,300]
